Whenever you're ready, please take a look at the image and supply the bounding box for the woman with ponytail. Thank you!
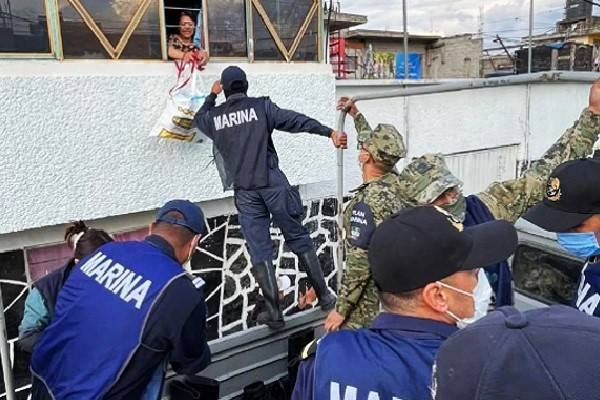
[18,221,113,352]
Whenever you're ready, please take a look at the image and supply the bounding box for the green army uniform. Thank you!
[479,109,600,223]
[336,113,407,329]
[399,109,600,223]
[397,109,600,306]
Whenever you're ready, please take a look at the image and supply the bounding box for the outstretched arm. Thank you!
[193,80,222,140]
[479,81,600,223]
[265,99,347,148]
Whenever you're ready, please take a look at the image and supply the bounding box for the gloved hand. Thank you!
[330,131,348,149]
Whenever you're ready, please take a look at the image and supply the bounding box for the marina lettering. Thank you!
[329,382,403,400]
[214,108,258,131]
[80,251,152,310]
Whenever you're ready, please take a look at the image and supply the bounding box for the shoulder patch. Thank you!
[190,276,205,289]
[300,338,321,361]
[348,201,376,250]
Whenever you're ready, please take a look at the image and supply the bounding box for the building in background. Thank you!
[512,0,600,73]
[327,6,483,80]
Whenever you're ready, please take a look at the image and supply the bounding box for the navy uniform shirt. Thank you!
[574,259,600,317]
[292,313,457,400]
[32,235,211,400]
[194,93,332,190]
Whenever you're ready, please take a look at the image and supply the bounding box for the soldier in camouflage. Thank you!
[324,97,408,331]
[397,81,600,306]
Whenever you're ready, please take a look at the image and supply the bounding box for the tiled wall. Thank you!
[0,197,340,398]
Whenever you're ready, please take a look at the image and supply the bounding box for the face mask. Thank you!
[441,193,467,222]
[182,236,199,272]
[557,232,600,258]
[438,269,492,329]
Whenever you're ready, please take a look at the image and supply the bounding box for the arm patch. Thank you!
[348,201,376,250]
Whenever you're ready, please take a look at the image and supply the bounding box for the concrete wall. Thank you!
[425,34,483,79]
[336,80,592,194]
[0,61,336,236]
[343,35,482,79]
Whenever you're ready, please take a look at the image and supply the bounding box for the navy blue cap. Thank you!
[156,200,207,235]
[433,305,600,400]
[221,66,247,92]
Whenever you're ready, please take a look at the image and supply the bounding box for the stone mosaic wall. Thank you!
[191,197,340,340]
[0,196,341,398]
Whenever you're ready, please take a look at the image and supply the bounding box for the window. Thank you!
[251,0,319,62]
[59,0,162,59]
[0,0,51,53]
[512,244,584,305]
[205,0,247,58]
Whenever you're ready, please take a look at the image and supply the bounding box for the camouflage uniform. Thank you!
[479,109,600,223]
[399,109,600,222]
[336,113,407,329]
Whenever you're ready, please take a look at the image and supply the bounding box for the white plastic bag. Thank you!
[151,60,209,143]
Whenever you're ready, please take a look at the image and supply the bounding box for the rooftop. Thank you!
[328,11,368,32]
[345,29,441,43]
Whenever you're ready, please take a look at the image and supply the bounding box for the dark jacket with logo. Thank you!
[292,313,458,400]
[194,93,332,190]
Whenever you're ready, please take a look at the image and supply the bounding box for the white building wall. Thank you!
[336,80,594,193]
[0,61,336,236]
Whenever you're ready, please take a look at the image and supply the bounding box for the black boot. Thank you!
[297,250,336,311]
[253,261,285,329]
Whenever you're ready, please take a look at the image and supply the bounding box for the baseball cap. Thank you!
[368,206,517,293]
[433,305,600,400]
[221,66,247,92]
[358,123,407,165]
[156,199,207,235]
[398,154,463,205]
[523,158,600,232]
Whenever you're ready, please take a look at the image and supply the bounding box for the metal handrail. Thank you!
[335,71,600,287]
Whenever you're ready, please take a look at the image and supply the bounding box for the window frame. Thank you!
[0,0,57,58]
[511,241,585,306]
[0,0,324,63]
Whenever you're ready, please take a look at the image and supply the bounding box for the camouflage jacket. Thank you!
[479,109,600,223]
[337,172,406,329]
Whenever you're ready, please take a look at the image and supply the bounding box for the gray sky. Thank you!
[339,0,573,47]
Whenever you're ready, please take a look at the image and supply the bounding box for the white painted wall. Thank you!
[0,66,595,243]
[0,61,336,235]
[336,80,593,192]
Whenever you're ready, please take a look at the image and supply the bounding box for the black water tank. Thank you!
[566,0,593,21]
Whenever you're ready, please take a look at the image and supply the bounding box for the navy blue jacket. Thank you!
[194,93,332,190]
[31,235,210,400]
[292,313,457,400]
[574,259,600,317]
[465,195,513,307]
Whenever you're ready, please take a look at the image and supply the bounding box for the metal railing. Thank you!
[335,71,600,287]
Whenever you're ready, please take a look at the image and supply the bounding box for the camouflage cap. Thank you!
[358,123,407,166]
[398,153,463,204]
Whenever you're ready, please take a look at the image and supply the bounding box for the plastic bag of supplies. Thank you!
[151,59,209,143]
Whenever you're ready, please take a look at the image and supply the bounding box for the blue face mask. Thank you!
[556,232,600,258]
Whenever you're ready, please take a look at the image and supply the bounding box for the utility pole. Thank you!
[528,0,534,73]
[403,0,409,79]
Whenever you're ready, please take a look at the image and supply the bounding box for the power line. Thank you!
[580,0,600,8]
[485,6,564,25]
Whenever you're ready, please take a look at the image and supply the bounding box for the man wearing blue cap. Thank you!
[292,206,518,400]
[31,200,211,400]
[194,66,347,329]
[433,305,600,400]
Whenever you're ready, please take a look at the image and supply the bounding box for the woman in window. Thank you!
[168,11,209,66]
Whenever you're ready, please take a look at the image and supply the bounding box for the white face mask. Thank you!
[182,236,199,272]
[438,269,492,329]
